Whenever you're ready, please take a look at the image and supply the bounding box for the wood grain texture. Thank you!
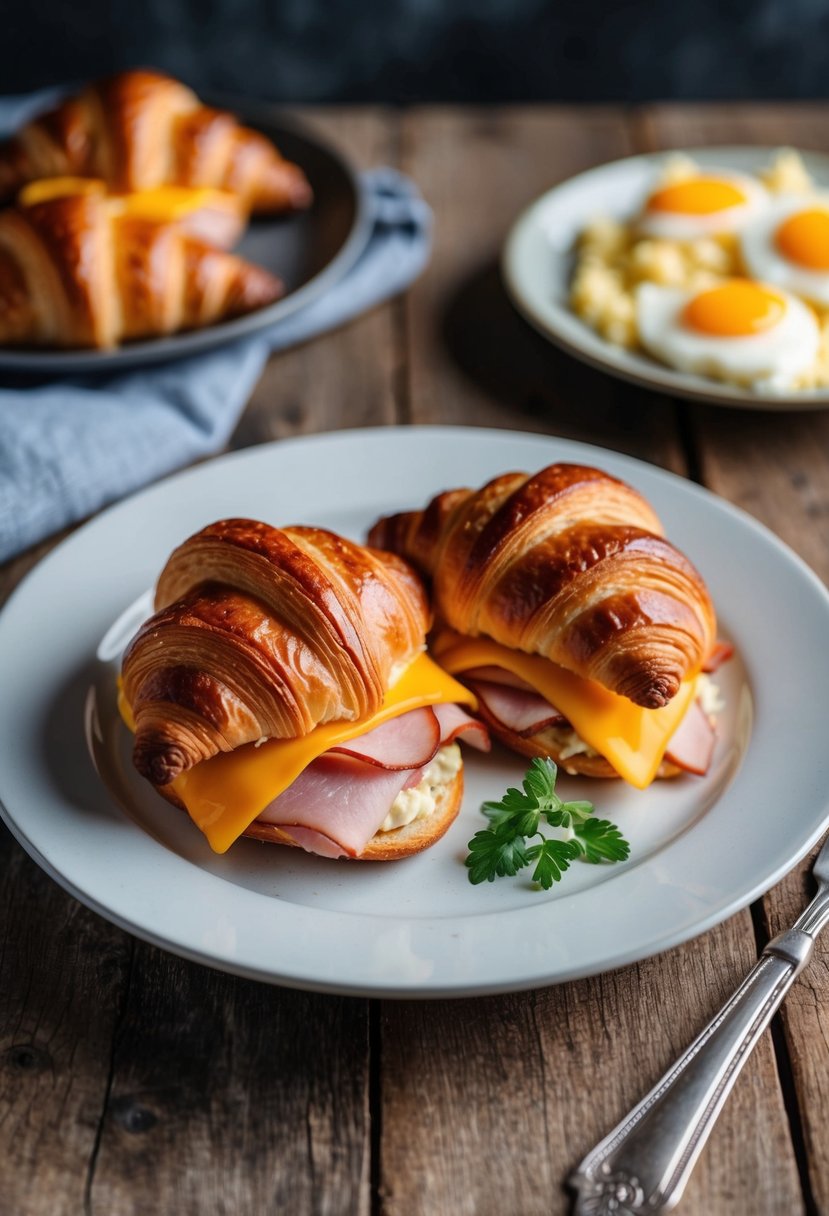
[89,946,370,1216]
[233,107,403,449]
[0,826,132,1216]
[642,102,829,1216]
[398,106,686,472]
[380,919,801,1216]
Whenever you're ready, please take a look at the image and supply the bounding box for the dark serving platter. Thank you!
[0,99,372,374]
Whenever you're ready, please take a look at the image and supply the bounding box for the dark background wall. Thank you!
[2,0,826,102]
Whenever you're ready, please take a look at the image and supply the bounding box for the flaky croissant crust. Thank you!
[368,463,716,709]
[122,520,430,786]
[0,193,282,349]
[0,70,312,215]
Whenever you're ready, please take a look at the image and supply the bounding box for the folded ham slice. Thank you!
[257,703,489,858]
[664,698,716,776]
[464,678,567,737]
[329,706,440,769]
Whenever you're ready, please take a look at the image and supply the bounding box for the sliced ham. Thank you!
[256,702,489,858]
[461,665,537,692]
[664,699,716,776]
[329,706,440,770]
[703,641,735,673]
[432,702,491,751]
[257,753,424,857]
[279,826,349,859]
[464,677,566,737]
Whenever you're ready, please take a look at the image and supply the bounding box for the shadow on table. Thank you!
[439,258,679,450]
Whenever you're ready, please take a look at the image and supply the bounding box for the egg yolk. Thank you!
[682,280,786,337]
[775,208,829,271]
[647,177,747,215]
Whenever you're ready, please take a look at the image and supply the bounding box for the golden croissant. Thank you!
[368,463,716,709]
[0,69,312,215]
[0,191,283,348]
[122,519,431,787]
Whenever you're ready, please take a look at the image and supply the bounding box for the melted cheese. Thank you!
[19,177,106,204]
[432,632,696,790]
[117,186,238,222]
[19,178,237,223]
[120,653,476,854]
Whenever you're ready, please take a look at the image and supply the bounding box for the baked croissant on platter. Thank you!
[0,70,312,215]
[119,519,489,859]
[0,192,283,348]
[368,463,726,788]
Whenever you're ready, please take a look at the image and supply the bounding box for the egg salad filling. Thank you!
[570,149,829,391]
[379,743,462,832]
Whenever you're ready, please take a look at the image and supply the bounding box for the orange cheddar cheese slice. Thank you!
[120,653,476,853]
[432,632,696,790]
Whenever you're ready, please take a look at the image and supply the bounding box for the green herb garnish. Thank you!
[465,757,630,890]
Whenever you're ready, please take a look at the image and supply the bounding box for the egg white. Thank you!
[741,197,829,306]
[635,281,820,391]
[638,171,768,240]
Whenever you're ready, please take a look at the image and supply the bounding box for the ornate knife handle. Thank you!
[570,883,829,1215]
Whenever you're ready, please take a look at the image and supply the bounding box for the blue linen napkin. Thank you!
[0,92,432,562]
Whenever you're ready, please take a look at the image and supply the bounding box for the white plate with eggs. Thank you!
[502,146,829,410]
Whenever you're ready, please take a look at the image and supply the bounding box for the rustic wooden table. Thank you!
[2,104,829,1216]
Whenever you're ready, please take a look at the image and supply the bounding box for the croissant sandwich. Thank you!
[368,463,729,789]
[119,519,489,860]
[0,69,312,215]
[0,191,283,349]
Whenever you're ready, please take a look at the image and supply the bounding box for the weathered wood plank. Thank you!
[234,107,403,448]
[643,102,829,1214]
[0,828,132,1216]
[88,947,370,1216]
[380,919,799,1216]
[398,106,686,471]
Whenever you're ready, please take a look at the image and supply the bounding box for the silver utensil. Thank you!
[569,833,829,1214]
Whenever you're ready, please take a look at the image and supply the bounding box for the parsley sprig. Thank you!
[465,757,630,890]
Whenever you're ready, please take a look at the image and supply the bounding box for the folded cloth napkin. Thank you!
[0,99,432,562]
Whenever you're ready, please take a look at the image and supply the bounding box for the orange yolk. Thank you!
[775,209,829,271]
[647,177,747,215]
[682,280,786,337]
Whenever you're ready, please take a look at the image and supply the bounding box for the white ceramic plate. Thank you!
[503,147,829,410]
[1,427,828,997]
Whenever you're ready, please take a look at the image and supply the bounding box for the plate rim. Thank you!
[502,144,829,412]
[0,104,373,374]
[2,424,829,998]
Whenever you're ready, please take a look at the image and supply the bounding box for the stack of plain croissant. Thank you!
[0,70,314,349]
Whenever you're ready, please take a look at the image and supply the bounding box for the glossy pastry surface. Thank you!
[0,70,312,215]
[122,520,430,786]
[369,463,716,709]
[0,192,282,348]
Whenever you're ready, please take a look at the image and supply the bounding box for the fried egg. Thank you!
[636,278,820,390]
[741,198,829,306]
[638,171,767,240]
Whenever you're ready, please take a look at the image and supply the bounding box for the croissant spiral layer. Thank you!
[368,463,716,708]
[0,70,312,214]
[0,193,282,348]
[122,520,430,786]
